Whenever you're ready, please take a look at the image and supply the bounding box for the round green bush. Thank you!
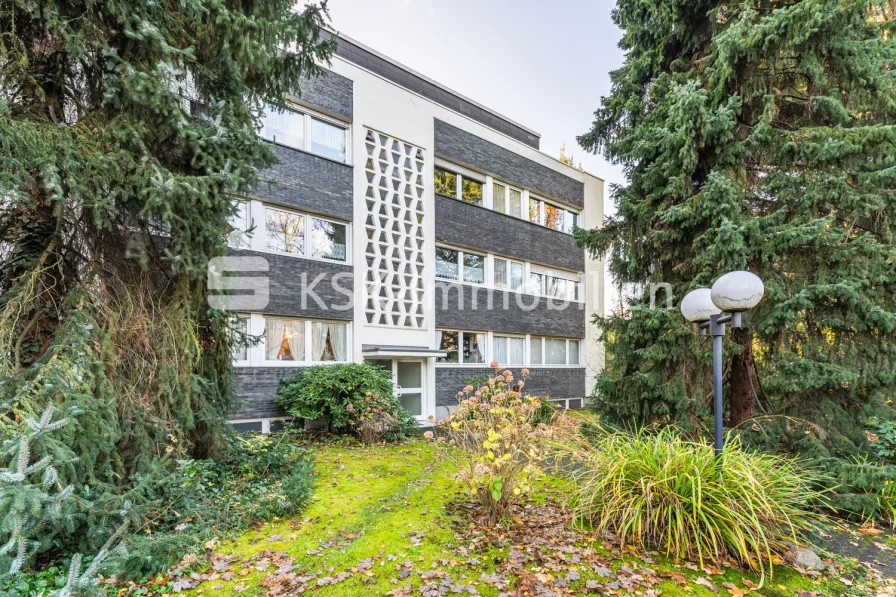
[275,363,416,438]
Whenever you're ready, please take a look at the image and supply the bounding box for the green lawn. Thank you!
[172,438,870,597]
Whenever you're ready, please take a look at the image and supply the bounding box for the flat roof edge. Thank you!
[325,28,541,140]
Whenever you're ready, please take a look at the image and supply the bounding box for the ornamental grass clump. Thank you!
[434,365,553,524]
[563,428,824,575]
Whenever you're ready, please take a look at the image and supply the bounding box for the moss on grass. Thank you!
[186,439,868,597]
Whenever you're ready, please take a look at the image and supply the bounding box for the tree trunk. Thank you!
[728,327,756,428]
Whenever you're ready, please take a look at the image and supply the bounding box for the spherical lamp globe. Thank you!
[680,288,721,323]
[711,271,764,312]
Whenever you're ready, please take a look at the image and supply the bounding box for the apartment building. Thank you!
[226,33,604,432]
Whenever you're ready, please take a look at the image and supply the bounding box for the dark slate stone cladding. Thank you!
[292,67,353,121]
[254,144,353,221]
[434,120,583,209]
[434,283,586,339]
[325,31,539,149]
[227,248,353,320]
[231,368,296,419]
[435,367,586,407]
[435,195,585,272]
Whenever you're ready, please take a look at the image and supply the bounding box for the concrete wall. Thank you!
[232,368,297,419]
[227,248,353,320]
[435,367,586,407]
[434,195,584,272]
[254,145,353,221]
[434,120,584,208]
[290,67,353,122]
[434,283,585,338]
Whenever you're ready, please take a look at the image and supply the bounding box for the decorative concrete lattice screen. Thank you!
[363,129,426,328]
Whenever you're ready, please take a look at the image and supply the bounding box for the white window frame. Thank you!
[435,246,584,303]
[231,314,251,366]
[492,334,526,367]
[260,102,351,165]
[435,329,488,366]
[229,199,351,266]
[434,163,484,206]
[228,417,292,434]
[434,245,486,285]
[528,337,581,367]
[233,314,351,367]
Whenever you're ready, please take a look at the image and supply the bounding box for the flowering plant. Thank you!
[346,392,399,445]
[432,365,551,523]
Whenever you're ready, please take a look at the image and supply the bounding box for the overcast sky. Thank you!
[326,0,626,309]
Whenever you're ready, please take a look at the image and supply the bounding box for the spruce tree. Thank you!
[579,1,896,457]
[0,0,334,548]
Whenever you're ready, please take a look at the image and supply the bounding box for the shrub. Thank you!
[435,367,553,524]
[347,393,401,445]
[275,363,416,438]
[113,430,315,578]
[561,428,824,574]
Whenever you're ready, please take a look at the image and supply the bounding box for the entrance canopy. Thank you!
[361,344,447,359]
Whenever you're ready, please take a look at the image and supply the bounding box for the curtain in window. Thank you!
[329,323,346,361]
[285,320,305,361]
[509,338,524,365]
[494,259,507,288]
[311,322,327,361]
[509,189,522,218]
[265,318,286,360]
[311,118,346,162]
[493,336,507,364]
[472,333,486,364]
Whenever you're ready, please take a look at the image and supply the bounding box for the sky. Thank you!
[326,0,627,295]
[328,0,623,207]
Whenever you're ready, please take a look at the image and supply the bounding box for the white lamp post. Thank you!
[681,271,764,457]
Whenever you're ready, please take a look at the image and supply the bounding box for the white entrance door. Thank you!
[364,358,427,423]
[395,360,425,422]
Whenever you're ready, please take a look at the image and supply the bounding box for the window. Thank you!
[527,270,582,301]
[545,276,580,301]
[437,330,459,363]
[265,317,305,361]
[493,182,506,214]
[530,337,542,365]
[530,337,580,366]
[493,182,523,219]
[260,205,347,262]
[311,321,347,362]
[437,330,486,365]
[434,166,483,207]
[527,194,580,236]
[228,200,251,249]
[528,272,543,295]
[231,315,249,363]
[461,178,483,206]
[493,336,524,366]
[463,252,485,284]
[435,247,460,281]
[494,258,523,291]
[260,104,349,163]
[509,188,522,219]
[544,203,564,231]
[265,207,304,255]
[565,211,579,234]
[310,117,347,162]
[529,197,542,224]
[260,105,305,150]
[310,218,347,261]
[435,247,485,284]
[434,168,458,197]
